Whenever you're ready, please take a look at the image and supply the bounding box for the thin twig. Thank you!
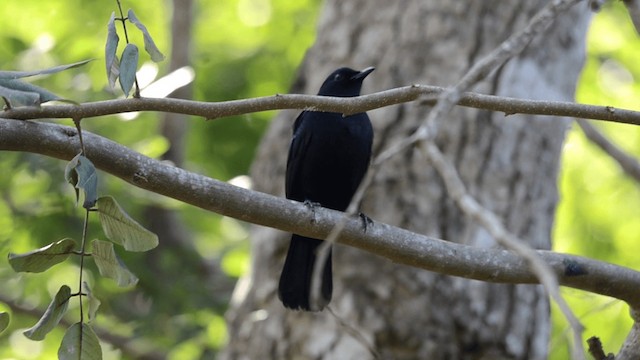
[324,0,589,356]
[577,119,640,182]
[326,306,381,359]
[2,86,640,126]
[363,0,588,358]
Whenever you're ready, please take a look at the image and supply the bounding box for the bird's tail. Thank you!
[278,234,332,311]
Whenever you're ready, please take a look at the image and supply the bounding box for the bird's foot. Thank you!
[303,200,322,223]
[358,212,374,233]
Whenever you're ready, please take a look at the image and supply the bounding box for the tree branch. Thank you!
[1,85,639,126]
[617,308,640,360]
[377,0,588,357]
[1,119,640,308]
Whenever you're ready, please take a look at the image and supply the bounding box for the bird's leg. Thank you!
[358,212,374,233]
[303,200,322,223]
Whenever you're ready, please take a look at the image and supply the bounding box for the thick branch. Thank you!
[2,118,640,308]
[1,86,640,126]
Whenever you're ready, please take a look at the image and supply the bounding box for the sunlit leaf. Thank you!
[82,282,101,322]
[91,239,138,287]
[0,312,9,333]
[96,196,158,251]
[58,322,102,360]
[105,12,120,89]
[64,154,98,209]
[127,9,165,62]
[119,43,138,97]
[23,285,71,341]
[0,59,92,80]
[8,238,76,273]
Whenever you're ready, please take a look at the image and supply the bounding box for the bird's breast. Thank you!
[293,113,372,210]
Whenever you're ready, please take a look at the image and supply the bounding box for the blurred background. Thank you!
[0,0,637,359]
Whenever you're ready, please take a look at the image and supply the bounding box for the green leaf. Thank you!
[0,60,90,106]
[96,196,158,251]
[8,238,77,273]
[127,9,165,62]
[119,43,138,97]
[0,59,92,80]
[65,154,98,209]
[91,240,138,287]
[105,12,120,89]
[0,79,59,105]
[0,312,9,333]
[23,285,71,341]
[58,322,103,360]
[0,83,40,106]
[82,282,101,322]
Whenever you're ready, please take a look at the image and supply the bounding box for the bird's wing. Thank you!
[285,111,312,201]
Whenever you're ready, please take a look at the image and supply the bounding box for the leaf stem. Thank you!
[73,118,85,155]
[78,208,90,323]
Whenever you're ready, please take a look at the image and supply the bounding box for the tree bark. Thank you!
[222,1,591,359]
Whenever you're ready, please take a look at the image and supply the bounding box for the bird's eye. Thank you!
[333,73,343,81]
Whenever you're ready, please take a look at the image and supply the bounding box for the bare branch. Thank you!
[578,119,640,182]
[381,0,588,357]
[617,309,640,360]
[0,85,639,126]
[587,336,614,360]
[1,119,640,309]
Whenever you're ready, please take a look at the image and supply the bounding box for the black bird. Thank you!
[278,67,374,311]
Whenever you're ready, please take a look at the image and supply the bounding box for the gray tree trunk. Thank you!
[222,1,591,359]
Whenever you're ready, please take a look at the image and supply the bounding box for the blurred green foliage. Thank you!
[0,0,319,359]
[551,2,640,358]
[0,0,638,359]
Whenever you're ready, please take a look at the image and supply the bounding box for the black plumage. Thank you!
[278,67,374,311]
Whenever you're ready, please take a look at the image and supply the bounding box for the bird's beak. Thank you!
[352,67,375,80]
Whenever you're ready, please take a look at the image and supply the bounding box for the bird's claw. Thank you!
[303,200,321,223]
[359,212,373,233]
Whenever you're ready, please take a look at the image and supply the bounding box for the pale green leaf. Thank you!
[65,154,98,209]
[23,285,71,341]
[64,153,80,202]
[8,238,76,273]
[96,196,158,251]
[58,322,103,360]
[127,9,165,62]
[105,12,120,88]
[82,282,101,322]
[119,43,138,97]
[0,79,59,105]
[0,83,40,106]
[91,240,138,287]
[0,60,92,80]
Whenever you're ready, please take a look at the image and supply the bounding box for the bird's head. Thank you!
[317,67,374,97]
